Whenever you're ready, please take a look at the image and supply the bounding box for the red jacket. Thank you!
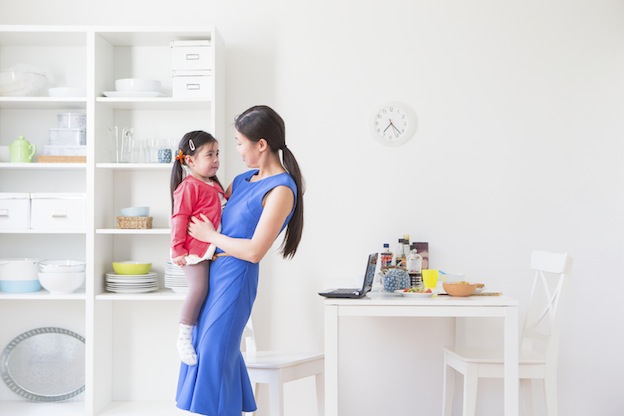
[171,175,226,259]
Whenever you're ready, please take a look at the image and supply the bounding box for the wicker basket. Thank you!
[37,155,86,163]
[116,216,153,229]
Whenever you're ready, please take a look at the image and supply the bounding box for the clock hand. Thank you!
[383,123,392,133]
[386,120,402,135]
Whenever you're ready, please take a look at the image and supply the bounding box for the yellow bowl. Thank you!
[112,261,151,275]
[443,282,477,297]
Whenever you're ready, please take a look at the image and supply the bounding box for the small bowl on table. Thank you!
[112,261,152,275]
[443,281,478,297]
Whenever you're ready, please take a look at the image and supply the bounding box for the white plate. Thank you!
[102,91,164,98]
[394,289,434,298]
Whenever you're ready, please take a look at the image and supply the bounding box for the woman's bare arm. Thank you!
[188,185,294,263]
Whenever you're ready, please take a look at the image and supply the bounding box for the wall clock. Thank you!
[370,102,417,146]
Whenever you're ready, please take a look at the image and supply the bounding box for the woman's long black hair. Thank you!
[234,105,305,258]
[170,130,223,213]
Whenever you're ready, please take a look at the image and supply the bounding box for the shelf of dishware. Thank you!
[95,228,170,235]
[0,229,86,234]
[0,97,86,109]
[1,400,85,416]
[0,24,223,416]
[0,162,86,170]
[95,97,212,111]
[0,290,86,300]
[95,289,185,301]
[95,163,172,170]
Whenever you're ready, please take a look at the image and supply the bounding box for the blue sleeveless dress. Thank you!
[176,169,297,415]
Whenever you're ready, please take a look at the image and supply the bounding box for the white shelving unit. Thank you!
[0,25,224,416]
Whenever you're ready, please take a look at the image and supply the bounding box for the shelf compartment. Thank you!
[0,97,86,110]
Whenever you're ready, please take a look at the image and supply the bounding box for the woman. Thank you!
[175,105,304,415]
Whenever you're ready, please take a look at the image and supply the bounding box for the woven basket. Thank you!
[116,216,153,229]
[37,155,86,163]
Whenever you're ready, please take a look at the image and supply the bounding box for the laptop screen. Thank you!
[362,253,379,293]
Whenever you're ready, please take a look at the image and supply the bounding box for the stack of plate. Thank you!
[105,272,159,294]
[164,260,188,294]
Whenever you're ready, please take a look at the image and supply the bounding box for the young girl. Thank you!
[170,130,226,366]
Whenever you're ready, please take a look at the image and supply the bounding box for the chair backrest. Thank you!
[521,250,571,365]
[242,318,257,355]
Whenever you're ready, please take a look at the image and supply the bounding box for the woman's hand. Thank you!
[188,213,216,243]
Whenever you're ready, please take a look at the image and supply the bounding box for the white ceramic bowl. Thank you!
[39,260,86,273]
[38,271,85,294]
[120,206,150,217]
[0,71,48,96]
[48,87,86,97]
[115,78,161,93]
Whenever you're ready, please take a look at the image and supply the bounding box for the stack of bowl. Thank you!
[38,260,86,294]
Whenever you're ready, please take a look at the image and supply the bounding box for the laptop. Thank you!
[318,253,378,298]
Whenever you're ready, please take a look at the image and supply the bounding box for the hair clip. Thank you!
[189,139,195,151]
[175,149,185,163]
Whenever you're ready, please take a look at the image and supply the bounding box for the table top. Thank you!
[323,292,518,307]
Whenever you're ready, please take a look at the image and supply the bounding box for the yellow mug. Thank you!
[422,269,439,290]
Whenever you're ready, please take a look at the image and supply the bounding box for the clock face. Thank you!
[371,102,417,146]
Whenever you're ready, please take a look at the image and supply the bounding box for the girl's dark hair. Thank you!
[234,105,305,259]
[170,130,222,213]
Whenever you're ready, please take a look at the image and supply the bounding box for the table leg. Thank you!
[504,306,519,416]
[324,305,338,416]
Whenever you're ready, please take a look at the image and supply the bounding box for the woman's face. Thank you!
[235,130,261,168]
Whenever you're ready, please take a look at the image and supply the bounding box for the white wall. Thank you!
[2,0,624,415]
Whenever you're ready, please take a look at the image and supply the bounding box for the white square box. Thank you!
[172,71,212,99]
[30,193,86,231]
[0,193,30,230]
[171,40,213,72]
[49,128,86,146]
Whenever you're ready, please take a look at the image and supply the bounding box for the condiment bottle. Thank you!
[380,243,393,268]
[407,246,423,287]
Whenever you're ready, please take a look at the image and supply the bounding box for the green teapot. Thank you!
[9,135,36,163]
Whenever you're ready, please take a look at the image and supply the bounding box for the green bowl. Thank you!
[112,261,152,275]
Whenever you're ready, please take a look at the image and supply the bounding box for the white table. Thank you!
[324,292,519,416]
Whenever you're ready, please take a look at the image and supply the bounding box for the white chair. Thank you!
[442,250,571,416]
[242,318,325,416]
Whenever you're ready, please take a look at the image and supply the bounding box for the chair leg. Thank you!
[315,372,325,416]
[520,379,533,416]
[268,382,284,416]
[462,364,478,416]
[544,375,558,416]
[442,362,455,416]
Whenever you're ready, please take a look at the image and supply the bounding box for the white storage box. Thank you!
[0,193,30,230]
[30,193,86,231]
[57,112,86,129]
[172,71,212,99]
[49,128,86,146]
[43,145,87,156]
[171,40,212,71]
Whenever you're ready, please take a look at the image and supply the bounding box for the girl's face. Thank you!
[235,130,261,168]
[187,142,220,181]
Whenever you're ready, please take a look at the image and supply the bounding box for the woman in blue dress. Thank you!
[176,105,305,415]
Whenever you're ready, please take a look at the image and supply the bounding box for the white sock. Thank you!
[177,323,198,366]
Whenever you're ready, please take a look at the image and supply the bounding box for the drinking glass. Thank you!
[422,269,439,291]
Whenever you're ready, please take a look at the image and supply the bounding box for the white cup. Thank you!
[0,146,9,162]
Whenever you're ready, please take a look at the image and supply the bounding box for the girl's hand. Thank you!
[172,254,187,266]
[188,213,216,242]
